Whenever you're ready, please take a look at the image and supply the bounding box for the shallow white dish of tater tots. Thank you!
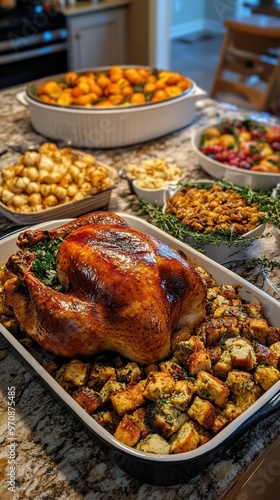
[0,143,117,223]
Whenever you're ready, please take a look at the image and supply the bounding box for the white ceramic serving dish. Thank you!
[192,123,280,191]
[16,68,206,149]
[162,180,266,263]
[132,179,181,207]
[0,214,279,486]
[0,162,117,224]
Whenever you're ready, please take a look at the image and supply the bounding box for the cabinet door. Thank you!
[67,8,127,70]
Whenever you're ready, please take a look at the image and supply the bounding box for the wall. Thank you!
[170,0,238,39]
[127,0,149,64]
[127,0,170,67]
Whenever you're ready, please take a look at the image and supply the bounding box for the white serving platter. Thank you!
[0,214,279,486]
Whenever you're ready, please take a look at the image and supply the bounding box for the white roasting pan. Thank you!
[0,215,280,486]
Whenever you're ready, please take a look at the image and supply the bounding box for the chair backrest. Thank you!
[224,14,280,52]
[210,14,280,111]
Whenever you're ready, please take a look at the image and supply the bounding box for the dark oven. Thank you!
[0,0,67,89]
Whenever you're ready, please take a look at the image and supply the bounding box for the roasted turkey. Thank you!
[4,212,206,365]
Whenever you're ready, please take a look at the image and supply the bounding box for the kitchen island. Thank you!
[0,85,280,499]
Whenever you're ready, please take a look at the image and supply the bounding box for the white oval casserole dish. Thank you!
[0,214,280,486]
[17,68,206,149]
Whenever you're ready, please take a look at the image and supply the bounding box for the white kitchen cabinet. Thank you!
[67,7,128,70]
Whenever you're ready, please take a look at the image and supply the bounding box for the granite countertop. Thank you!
[0,86,280,499]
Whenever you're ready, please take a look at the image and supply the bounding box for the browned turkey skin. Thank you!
[4,212,206,365]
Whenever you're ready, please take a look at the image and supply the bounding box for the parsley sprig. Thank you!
[31,237,63,290]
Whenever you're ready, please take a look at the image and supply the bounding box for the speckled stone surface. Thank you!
[0,86,280,499]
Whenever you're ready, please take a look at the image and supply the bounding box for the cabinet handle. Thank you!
[75,33,81,40]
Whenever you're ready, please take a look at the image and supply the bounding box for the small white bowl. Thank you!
[192,123,280,191]
[133,180,180,207]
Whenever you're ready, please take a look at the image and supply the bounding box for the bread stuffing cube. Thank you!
[222,402,242,422]
[99,380,126,403]
[169,379,194,411]
[116,362,142,384]
[206,287,220,301]
[254,365,280,391]
[194,370,229,408]
[226,370,254,394]
[192,422,211,446]
[131,407,150,438]
[173,336,205,365]
[199,317,239,346]
[187,351,212,377]
[187,396,216,430]
[243,318,269,344]
[209,412,228,435]
[225,337,257,371]
[218,284,238,300]
[114,414,141,447]
[234,389,261,412]
[213,305,244,320]
[150,399,188,437]
[87,362,116,389]
[63,359,90,387]
[206,289,230,315]
[212,351,232,379]
[170,421,200,453]
[111,383,145,416]
[159,358,188,380]
[143,371,175,401]
[136,434,170,454]
[171,326,192,351]
[207,345,222,364]
[194,266,216,288]
[92,410,120,434]
[72,387,102,414]
[253,343,278,368]
[242,303,264,318]
[267,327,280,346]
[54,366,73,392]
[269,342,280,365]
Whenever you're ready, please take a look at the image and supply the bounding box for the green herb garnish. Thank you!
[31,237,63,290]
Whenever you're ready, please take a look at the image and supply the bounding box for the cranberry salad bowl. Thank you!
[192,117,280,190]
[1,213,280,486]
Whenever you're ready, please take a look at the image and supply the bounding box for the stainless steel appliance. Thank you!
[0,0,67,89]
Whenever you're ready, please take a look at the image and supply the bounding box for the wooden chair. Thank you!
[210,14,280,111]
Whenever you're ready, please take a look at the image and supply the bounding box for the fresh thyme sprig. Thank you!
[136,200,253,252]
[227,256,280,272]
